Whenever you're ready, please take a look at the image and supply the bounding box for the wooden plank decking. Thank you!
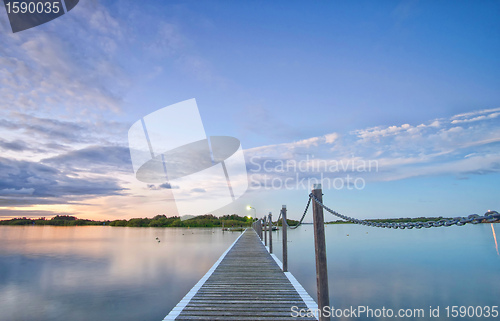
[164,229,318,320]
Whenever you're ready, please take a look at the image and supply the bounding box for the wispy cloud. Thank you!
[1,105,497,215]
[0,209,57,219]
[450,107,500,124]
[0,0,128,119]
[0,138,29,152]
[245,107,500,187]
[0,113,88,144]
[42,145,132,174]
[146,183,178,191]
[0,155,127,206]
[451,107,500,119]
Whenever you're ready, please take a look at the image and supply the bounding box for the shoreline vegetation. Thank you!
[0,214,299,228]
[0,215,497,227]
[0,214,253,227]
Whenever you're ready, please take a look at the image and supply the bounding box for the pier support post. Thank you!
[282,205,288,272]
[268,212,273,254]
[312,184,330,321]
[264,216,267,246]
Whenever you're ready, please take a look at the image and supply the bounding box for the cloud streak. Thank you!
[245,107,500,188]
[43,145,133,174]
[0,106,497,215]
[0,0,128,120]
[0,155,127,206]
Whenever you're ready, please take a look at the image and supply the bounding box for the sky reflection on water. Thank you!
[1,224,499,321]
[0,226,240,321]
[273,223,500,320]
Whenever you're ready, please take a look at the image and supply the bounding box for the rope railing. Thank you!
[309,193,500,229]
[275,210,282,225]
[251,184,500,321]
[252,192,500,246]
[285,196,311,229]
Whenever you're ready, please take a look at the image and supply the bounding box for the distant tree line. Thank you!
[0,214,254,227]
[0,215,106,226]
[274,219,300,226]
[109,214,254,228]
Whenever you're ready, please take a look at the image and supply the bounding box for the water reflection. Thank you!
[2,224,498,321]
[273,223,500,321]
[0,226,240,321]
[492,224,499,256]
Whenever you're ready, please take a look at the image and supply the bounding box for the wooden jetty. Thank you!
[164,229,318,320]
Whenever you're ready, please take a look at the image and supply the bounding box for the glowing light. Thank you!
[247,206,256,218]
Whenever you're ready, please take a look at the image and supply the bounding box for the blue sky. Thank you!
[0,0,499,221]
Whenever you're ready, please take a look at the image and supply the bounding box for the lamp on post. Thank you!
[247,206,257,219]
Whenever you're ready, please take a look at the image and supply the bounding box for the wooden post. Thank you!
[259,219,263,239]
[311,184,330,321]
[282,205,288,272]
[264,216,267,246]
[268,212,273,254]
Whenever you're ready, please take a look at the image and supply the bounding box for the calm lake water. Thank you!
[273,223,500,320]
[0,226,240,321]
[0,224,499,321]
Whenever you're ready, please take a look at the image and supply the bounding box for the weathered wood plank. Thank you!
[164,229,318,320]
